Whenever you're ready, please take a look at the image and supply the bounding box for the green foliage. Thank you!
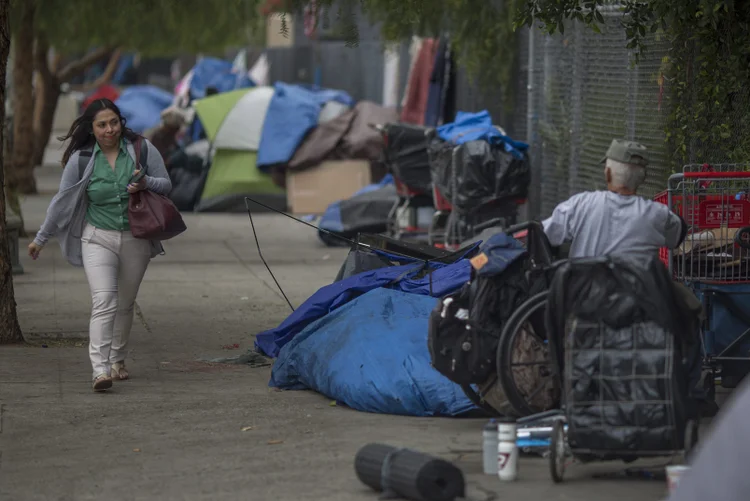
[516,0,750,170]
[13,0,260,56]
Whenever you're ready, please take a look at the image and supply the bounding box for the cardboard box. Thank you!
[286,160,372,214]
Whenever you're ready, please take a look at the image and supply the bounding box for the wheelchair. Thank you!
[459,221,562,418]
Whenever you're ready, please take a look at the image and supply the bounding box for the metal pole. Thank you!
[526,27,537,218]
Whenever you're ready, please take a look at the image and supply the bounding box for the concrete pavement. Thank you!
[1,166,682,500]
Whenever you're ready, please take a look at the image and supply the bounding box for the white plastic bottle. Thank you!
[497,417,519,481]
[482,419,498,475]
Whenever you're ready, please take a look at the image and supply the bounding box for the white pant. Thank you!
[81,223,151,378]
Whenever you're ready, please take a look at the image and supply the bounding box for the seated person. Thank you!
[542,138,715,415]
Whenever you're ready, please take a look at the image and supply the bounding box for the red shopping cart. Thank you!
[655,163,750,397]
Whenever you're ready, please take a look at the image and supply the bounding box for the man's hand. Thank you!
[28,242,43,260]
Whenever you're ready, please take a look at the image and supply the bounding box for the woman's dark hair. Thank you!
[59,99,139,167]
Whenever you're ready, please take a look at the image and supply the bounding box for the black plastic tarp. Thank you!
[384,123,433,193]
[546,256,699,452]
[427,137,530,212]
[318,184,399,246]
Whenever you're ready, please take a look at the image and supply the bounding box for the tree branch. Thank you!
[82,48,122,92]
[57,46,114,81]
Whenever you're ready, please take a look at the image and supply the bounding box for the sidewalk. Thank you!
[0,166,674,500]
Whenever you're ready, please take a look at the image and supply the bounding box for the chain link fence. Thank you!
[519,14,671,219]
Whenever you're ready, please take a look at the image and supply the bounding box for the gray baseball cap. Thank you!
[600,139,649,167]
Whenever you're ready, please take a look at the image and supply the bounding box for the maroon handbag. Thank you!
[128,137,186,240]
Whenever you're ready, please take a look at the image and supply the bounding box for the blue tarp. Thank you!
[437,110,529,159]
[257,83,354,169]
[255,258,472,358]
[269,288,476,416]
[474,232,527,277]
[188,57,255,100]
[115,85,175,133]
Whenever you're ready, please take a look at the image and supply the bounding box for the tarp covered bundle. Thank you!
[288,101,398,176]
[546,256,698,451]
[115,85,175,134]
[269,288,476,416]
[383,123,432,193]
[428,111,531,213]
[257,83,354,169]
[256,257,472,358]
[317,175,398,246]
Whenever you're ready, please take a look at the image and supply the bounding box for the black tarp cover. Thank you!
[546,256,698,453]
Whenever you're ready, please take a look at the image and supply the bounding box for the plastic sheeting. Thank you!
[436,110,529,158]
[188,57,255,100]
[384,123,432,193]
[317,176,398,246]
[257,83,354,169]
[255,256,472,358]
[429,137,531,212]
[115,85,175,133]
[269,288,476,416]
[546,256,698,452]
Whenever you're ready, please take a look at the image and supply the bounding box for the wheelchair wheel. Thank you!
[497,291,559,417]
[549,420,567,483]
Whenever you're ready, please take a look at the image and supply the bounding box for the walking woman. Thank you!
[28,99,172,392]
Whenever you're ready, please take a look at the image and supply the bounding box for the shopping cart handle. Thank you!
[683,171,750,178]
[735,227,750,249]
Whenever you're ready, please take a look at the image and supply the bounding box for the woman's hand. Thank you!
[127,170,147,193]
[28,242,43,260]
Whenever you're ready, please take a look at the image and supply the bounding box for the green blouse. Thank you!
[85,139,135,231]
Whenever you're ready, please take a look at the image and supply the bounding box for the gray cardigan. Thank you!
[33,137,172,267]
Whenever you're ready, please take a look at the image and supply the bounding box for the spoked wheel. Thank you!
[549,420,568,483]
[497,291,560,417]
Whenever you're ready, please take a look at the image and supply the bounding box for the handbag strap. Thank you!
[129,136,149,183]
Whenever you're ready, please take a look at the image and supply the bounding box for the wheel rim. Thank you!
[499,294,559,416]
[555,425,566,475]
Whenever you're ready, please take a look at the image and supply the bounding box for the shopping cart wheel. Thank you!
[683,419,699,461]
[549,420,567,483]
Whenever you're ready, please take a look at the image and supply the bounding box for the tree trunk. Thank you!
[31,45,117,168]
[8,0,36,194]
[0,0,25,344]
[31,68,60,168]
[31,35,57,168]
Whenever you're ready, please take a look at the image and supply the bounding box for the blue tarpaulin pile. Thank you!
[256,251,478,416]
[188,57,255,100]
[257,83,353,169]
[256,257,472,358]
[437,110,529,159]
[115,85,175,133]
[268,288,476,416]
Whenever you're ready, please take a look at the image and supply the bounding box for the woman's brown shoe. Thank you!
[93,374,113,392]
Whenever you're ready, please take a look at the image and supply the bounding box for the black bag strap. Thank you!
[78,138,149,180]
[78,147,93,179]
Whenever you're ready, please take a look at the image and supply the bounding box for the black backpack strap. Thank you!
[137,137,149,173]
[78,147,93,179]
